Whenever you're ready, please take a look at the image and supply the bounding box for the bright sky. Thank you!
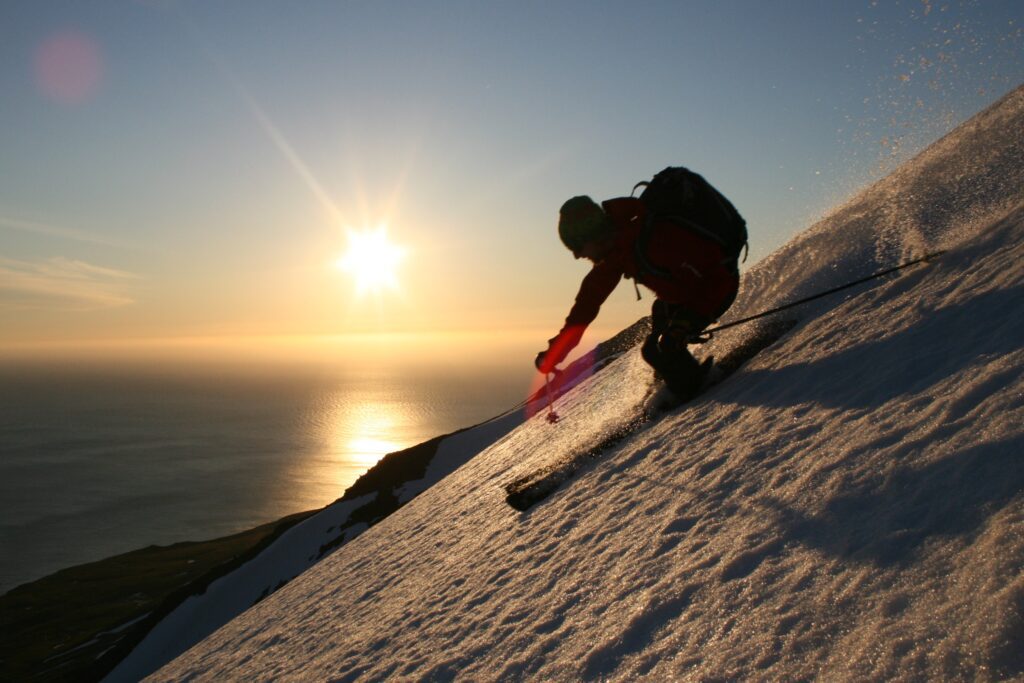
[1,1,1021,362]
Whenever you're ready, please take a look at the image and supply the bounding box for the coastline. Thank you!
[1,320,650,682]
[0,508,318,682]
[0,421,465,682]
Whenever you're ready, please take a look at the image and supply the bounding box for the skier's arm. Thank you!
[537,261,621,372]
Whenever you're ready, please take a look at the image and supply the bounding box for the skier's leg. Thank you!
[645,301,710,400]
[640,301,667,369]
[656,326,703,399]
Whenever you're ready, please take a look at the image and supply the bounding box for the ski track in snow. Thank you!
[120,86,1023,682]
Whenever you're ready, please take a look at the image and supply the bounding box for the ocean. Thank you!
[0,354,531,595]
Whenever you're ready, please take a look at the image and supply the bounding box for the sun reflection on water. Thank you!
[318,397,412,499]
[345,434,402,468]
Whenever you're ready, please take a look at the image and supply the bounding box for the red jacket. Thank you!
[544,197,739,369]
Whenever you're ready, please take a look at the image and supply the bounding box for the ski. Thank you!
[505,412,653,511]
[505,319,798,512]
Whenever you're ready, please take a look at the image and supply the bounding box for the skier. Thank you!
[534,168,746,401]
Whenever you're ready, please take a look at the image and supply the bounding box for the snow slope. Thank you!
[103,311,641,682]
[102,411,524,681]
[142,85,1022,681]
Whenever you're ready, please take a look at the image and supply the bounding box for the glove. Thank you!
[535,350,566,375]
[534,350,549,373]
[536,326,582,374]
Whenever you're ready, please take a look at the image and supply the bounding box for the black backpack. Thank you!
[632,166,748,265]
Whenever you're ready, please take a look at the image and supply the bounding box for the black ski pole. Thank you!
[701,251,945,338]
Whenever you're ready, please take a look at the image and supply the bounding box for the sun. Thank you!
[335,225,407,295]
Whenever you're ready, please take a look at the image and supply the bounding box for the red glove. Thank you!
[534,350,553,374]
[535,325,586,374]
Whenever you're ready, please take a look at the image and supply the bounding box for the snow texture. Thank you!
[127,86,1023,681]
[106,414,523,681]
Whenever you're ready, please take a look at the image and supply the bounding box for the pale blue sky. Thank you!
[1,1,1021,353]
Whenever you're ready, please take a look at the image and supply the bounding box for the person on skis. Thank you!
[534,167,746,401]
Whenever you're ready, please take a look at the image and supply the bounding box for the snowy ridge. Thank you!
[105,299,636,681]
[141,85,1021,681]
[105,412,524,681]
[725,86,1024,350]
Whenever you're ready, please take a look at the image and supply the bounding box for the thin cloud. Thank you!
[0,214,139,250]
[0,256,139,311]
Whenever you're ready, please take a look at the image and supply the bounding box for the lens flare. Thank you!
[524,347,597,421]
[34,29,103,104]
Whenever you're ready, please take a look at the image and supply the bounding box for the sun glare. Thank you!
[335,225,407,295]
